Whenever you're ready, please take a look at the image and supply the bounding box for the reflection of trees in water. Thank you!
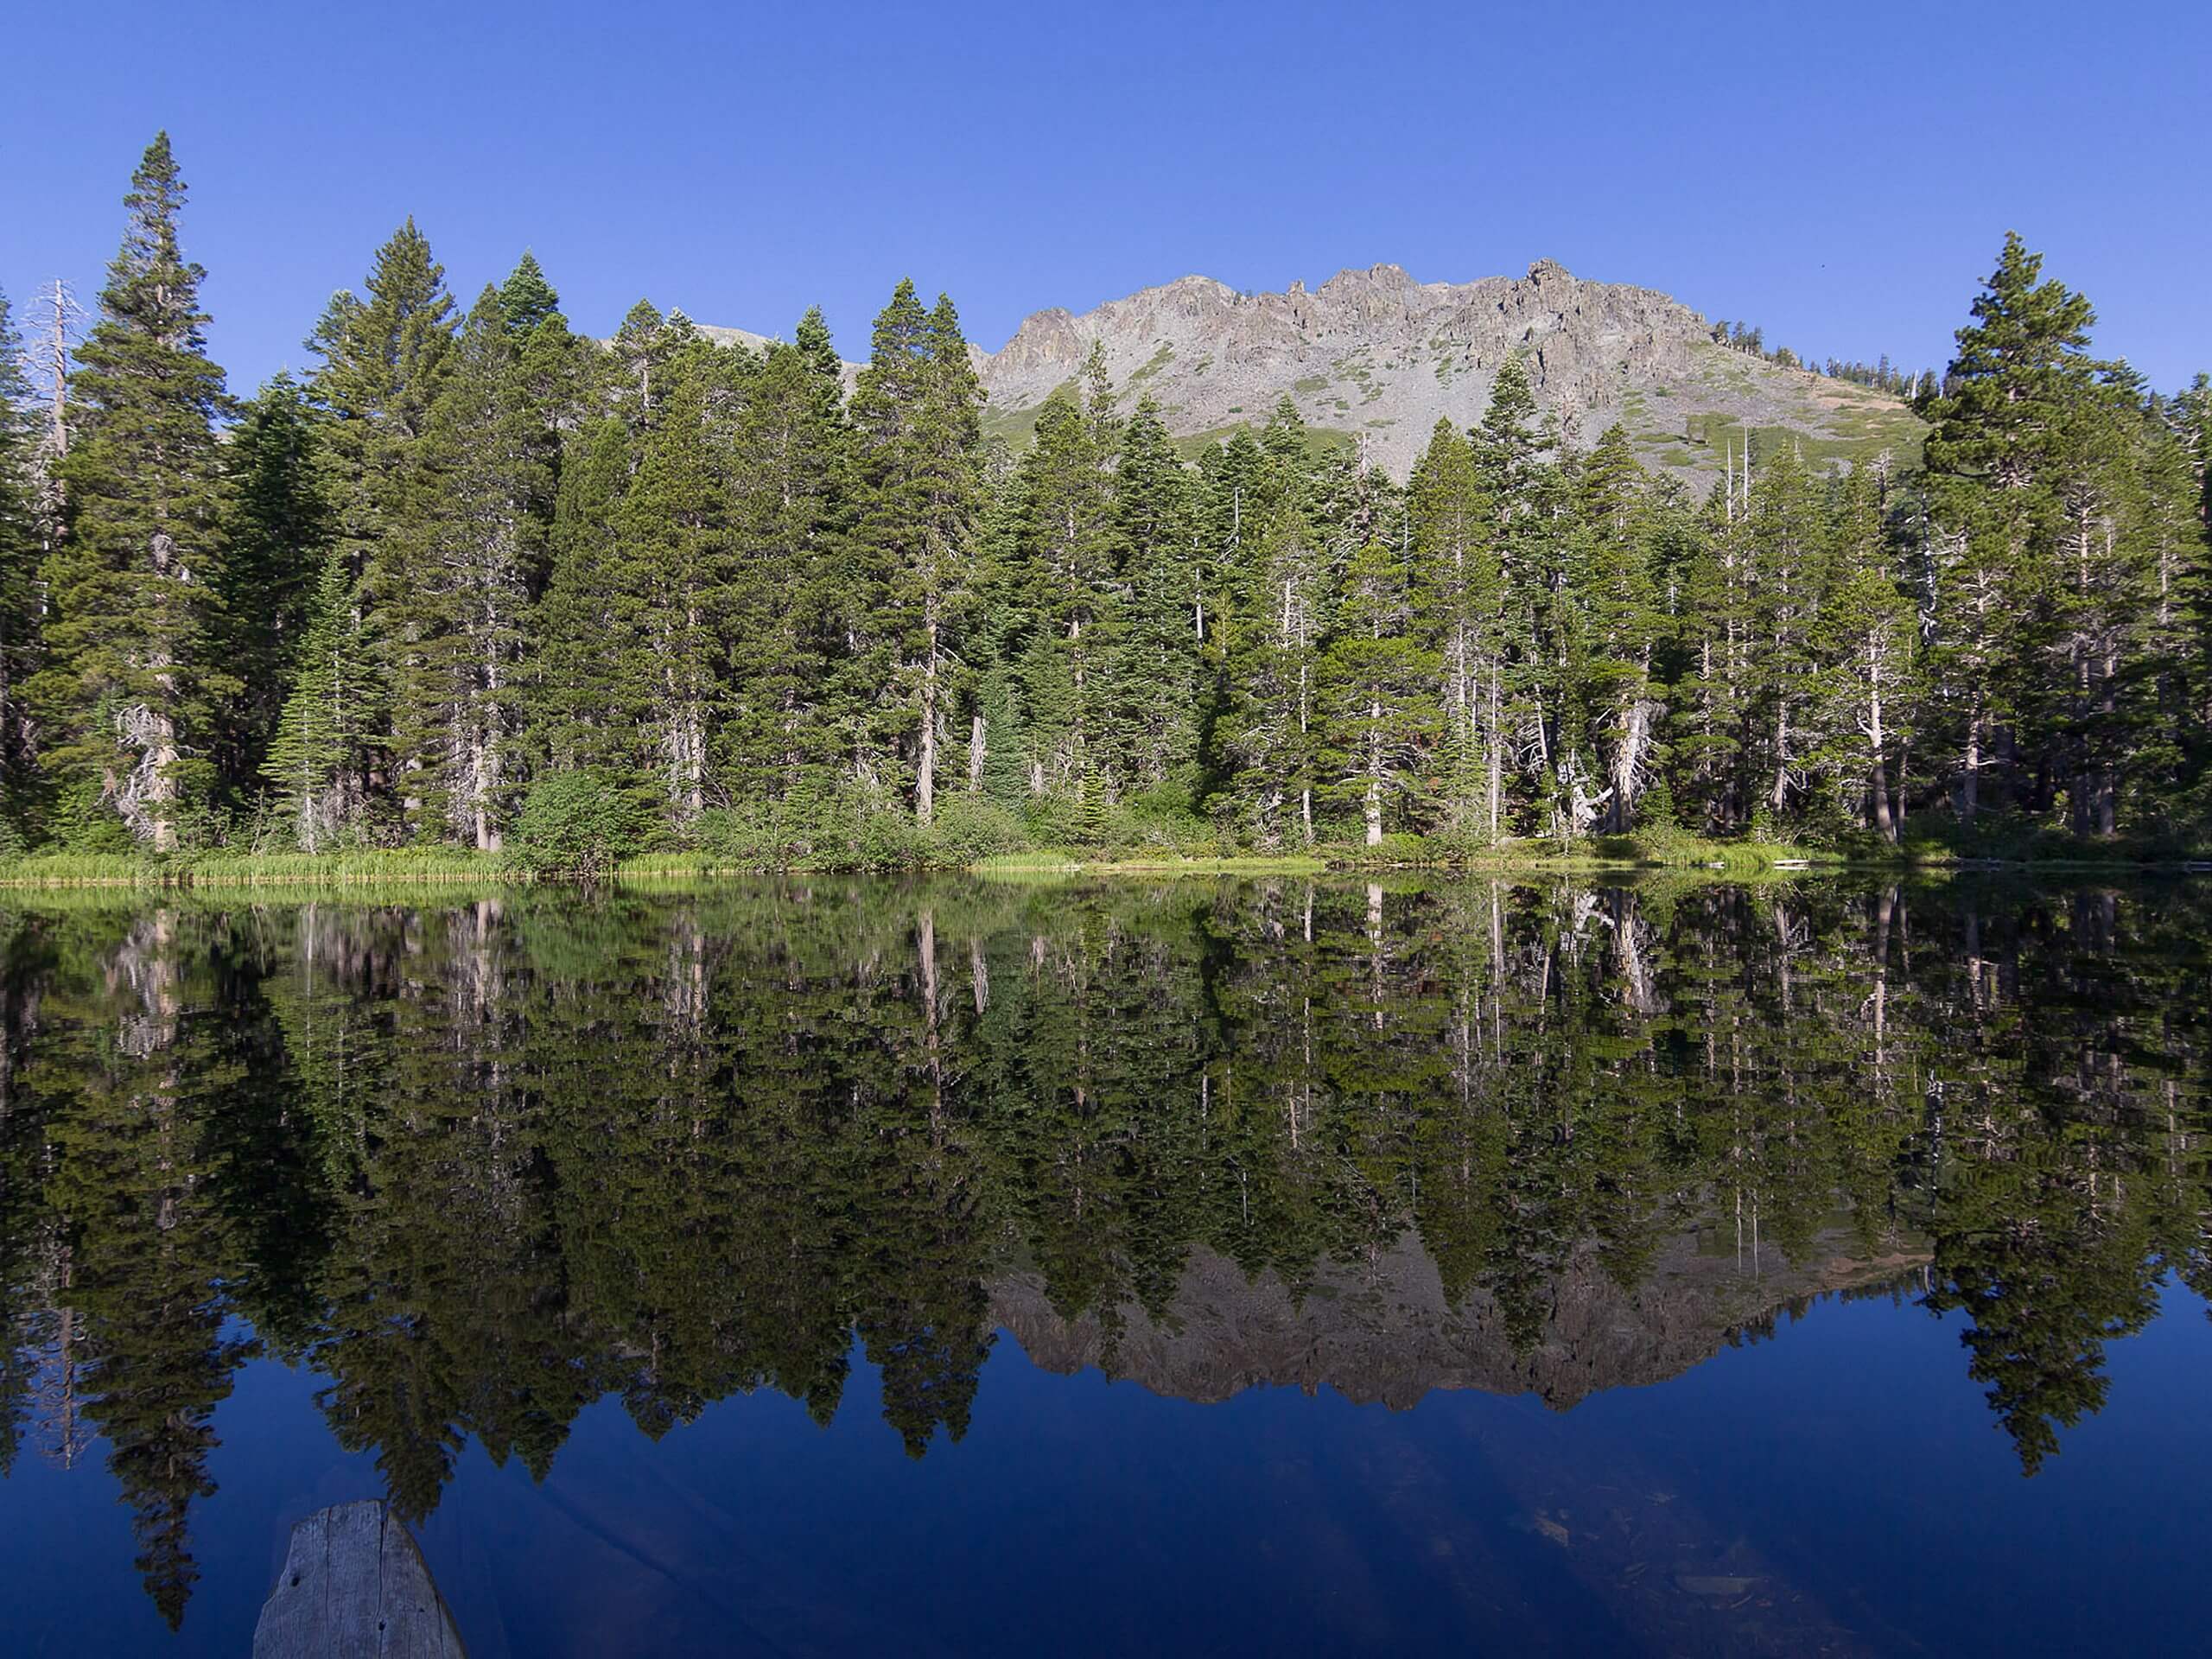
[0,875,2206,1621]
[3,911,260,1627]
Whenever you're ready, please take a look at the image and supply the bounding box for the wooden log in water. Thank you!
[252,1500,466,1658]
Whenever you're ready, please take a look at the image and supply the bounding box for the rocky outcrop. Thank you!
[970,259,1922,480]
[992,1229,1927,1411]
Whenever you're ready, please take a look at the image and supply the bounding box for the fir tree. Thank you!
[496,250,561,336]
[1741,438,1827,824]
[534,414,639,779]
[1011,353,1120,798]
[966,454,1040,809]
[619,359,734,829]
[261,548,378,850]
[1923,232,2101,823]
[1257,394,1313,519]
[1219,504,1327,845]
[1670,467,1752,829]
[1318,537,1439,842]
[846,282,983,823]
[1197,426,1267,652]
[304,218,459,834]
[605,298,691,429]
[1573,425,1666,830]
[723,320,851,807]
[217,374,328,799]
[381,287,557,845]
[1816,465,1916,840]
[35,135,234,850]
[308,218,457,580]
[1408,418,1501,836]
[1471,354,1566,833]
[1109,395,1204,798]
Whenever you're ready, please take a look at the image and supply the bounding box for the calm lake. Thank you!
[0,874,2206,1657]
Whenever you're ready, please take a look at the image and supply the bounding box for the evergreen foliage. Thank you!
[217,373,327,796]
[32,135,234,851]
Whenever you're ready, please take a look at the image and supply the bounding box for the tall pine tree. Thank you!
[36,135,233,850]
[303,219,459,836]
[722,312,851,808]
[217,374,328,803]
[1319,537,1438,843]
[846,282,983,823]
[1408,417,1502,836]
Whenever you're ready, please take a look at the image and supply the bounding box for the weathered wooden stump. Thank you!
[252,1500,466,1658]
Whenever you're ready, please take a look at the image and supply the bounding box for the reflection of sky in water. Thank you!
[6,1286,2209,1657]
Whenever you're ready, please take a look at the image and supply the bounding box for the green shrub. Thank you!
[696,798,812,868]
[1345,831,1437,865]
[1114,781,1214,852]
[508,769,652,875]
[47,780,140,854]
[927,795,1029,862]
[1020,791,1105,849]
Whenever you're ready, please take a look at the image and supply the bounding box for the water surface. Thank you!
[0,874,2206,1656]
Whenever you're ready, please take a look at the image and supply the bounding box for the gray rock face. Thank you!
[992,1229,1926,1411]
[969,259,1921,480]
[699,260,1923,481]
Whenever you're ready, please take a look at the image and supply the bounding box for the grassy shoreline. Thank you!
[1,831,2204,892]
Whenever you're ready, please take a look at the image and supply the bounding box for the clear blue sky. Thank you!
[5,0,2207,394]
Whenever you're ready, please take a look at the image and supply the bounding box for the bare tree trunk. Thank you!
[1366,883,1385,1033]
[476,582,505,852]
[1448,620,1472,826]
[917,909,944,1138]
[1365,702,1383,846]
[1486,663,1503,838]
[1296,634,1313,847]
[1961,708,1980,823]
[1866,663,1895,842]
[1770,698,1790,816]
[32,278,79,550]
[2095,617,2120,835]
[918,615,939,826]
[145,709,178,853]
[1609,694,1650,834]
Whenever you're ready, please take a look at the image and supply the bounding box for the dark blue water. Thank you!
[2,877,2206,1656]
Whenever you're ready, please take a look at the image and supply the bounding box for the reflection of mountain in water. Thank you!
[1000,1231,1929,1410]
[0,874,2204,1630]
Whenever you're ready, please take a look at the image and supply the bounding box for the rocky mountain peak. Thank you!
[965,260,1922,480]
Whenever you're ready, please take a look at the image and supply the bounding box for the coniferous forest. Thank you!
[2,135,2209,870]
